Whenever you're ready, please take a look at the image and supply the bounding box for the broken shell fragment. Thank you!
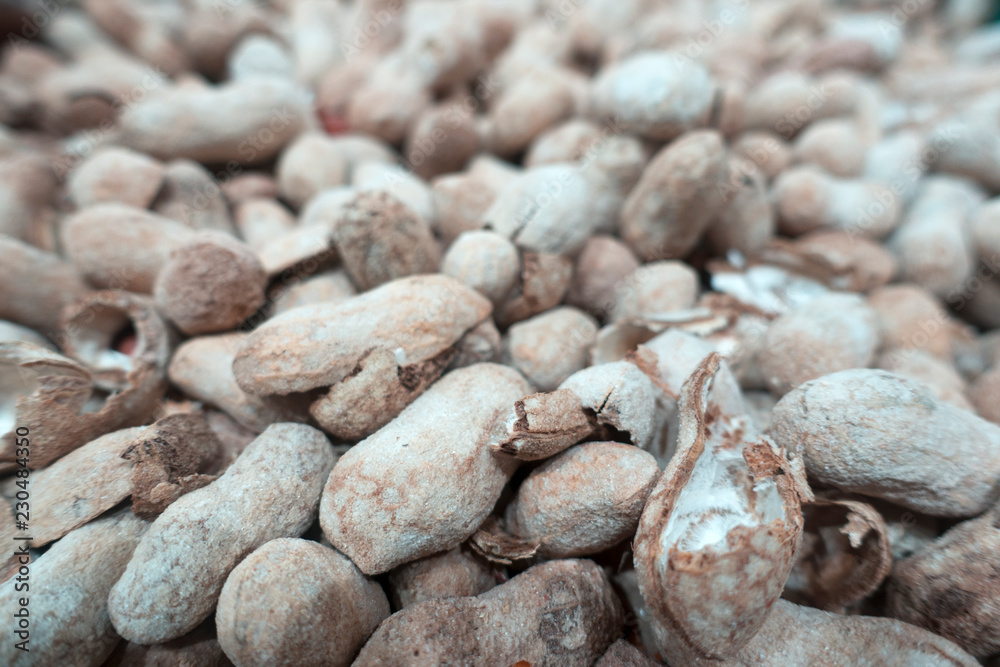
[633,354,807,664]
[783,496,892,612]
[487,388,594,461]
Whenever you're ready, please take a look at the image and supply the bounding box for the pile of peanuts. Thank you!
[1,0,1000,664]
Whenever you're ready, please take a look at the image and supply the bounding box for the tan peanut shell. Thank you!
[233,275,490,396]
[620,129,728,261]
[505,441,659,557]
[216,538,389,667]
[0,509,149,667]
[386,547,498,610]
[353,559,623,666]
[108,423,336,644]
[320,363,531,575]
[771,369,1000,517]
[887,501,1000,658]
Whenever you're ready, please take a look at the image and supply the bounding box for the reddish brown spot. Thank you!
[114,332,138,355]
[318,109,350,135]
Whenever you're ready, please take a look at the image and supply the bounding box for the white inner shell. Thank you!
[663,417,785,553]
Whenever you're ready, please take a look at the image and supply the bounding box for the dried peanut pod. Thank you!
[595,640,657,666]
[117,78,308,165]
[741,71,858,138]
[169,334,306,433]
[273,270,357,314]
[620,130,728,261]
[933,120,1000,192]
[82,0,189,74]
[353,162,436,225]
[153,232,266,335]
[108,423,336,644]
[566,235,640,320]
[441,230,520,307]
[877,349,973,411]
[431,172,501,244]
[887,502,1000,658]
[868,284,953,359]
[216,539,389,667]
[689,599,978,667]
[792,118,868,177]
[228,33,294,82]
[487,388,594,461]
[234,275,490,396]
[708,157,775,255]
[406,101,479,179]
[26,426,144,546]
[353,559,623,666]
[969,197,1000,263]
[788,231,897,292]
[505,442,659,557]
[560,360,666,455]
[731,131,792,182]
[889,176,983,298]
[488,66,577,157]
[757,293,879,396]
[784,497,891,612]
[971,366,1000,424]
[105,619,232,667]
[771,369,1000,517]
[333,191,440,291]
[483,164,597,257]
[68,146,165,209]
[61,203,196,293]
[387,547,497,610]
[275,134,350,210]
[0,153,57,247]
[234,198,298,254]
[633,354,807,664]
[774,167,900,239]
[321,363,531,574]
[446,318,501,370]
[611,261,700,322]
[346,59,430,145]
[224,173,278,206]
[862,130,925,207]
[0,509,149,667]
[504,306,598,391]
[496,251,573,327]
[590,51,715,140]
[525,119,607,167]
[0,236,90,333]
[152,160,235,234]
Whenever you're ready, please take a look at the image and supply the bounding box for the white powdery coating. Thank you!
[320,363,532,575]
[108,423,335,644]
[591,51,715,140]
[772,369,1000,517]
